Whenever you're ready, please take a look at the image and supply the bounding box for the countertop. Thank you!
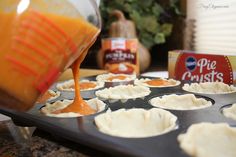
[0,120,110,157]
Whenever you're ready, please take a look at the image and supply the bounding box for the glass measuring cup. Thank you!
[0,0,101,111]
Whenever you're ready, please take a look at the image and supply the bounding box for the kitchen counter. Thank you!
[0,120,110,157]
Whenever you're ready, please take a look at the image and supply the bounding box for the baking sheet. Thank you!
[0,76,236,157]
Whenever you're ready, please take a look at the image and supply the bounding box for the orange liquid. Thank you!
[80,82,97,90]
[145,79,173,86]
[107,75,127,81]
[53,49,96,115]
[110,64,134,74]
[64,82,96,90]
[0,10,99,111]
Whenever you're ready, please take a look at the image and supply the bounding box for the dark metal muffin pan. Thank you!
[0,76,236,157]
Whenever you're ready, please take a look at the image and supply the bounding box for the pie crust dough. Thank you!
[41,98,106,117]
[36,90,60,103]
[95,108,177,138]
[183,82,236,94]
[149,94,212,110]
[95,85,151,101]
[178,123,236,157]
[96,73,136,82]
[47,90,60,101]
[223,103,236,121]
[134,78,180,88]
[56,79,104,91]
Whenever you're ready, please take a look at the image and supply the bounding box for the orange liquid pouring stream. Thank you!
[53,48,96,115]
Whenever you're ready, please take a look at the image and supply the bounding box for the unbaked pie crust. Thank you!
[149,94,212,110]
[178,122,236,157]
[41,98,106,117]
[134,78,180,88]
[95,108,177,138]
[96,73,136,82]
[223,103,236,121]
[56,79,104,91]
[95,85,151,102]
[183,82,236,94]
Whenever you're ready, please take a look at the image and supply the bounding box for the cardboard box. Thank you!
[168,50,236,84]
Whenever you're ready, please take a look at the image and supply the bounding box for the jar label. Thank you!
[102,38,139,75]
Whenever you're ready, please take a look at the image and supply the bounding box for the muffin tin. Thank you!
[0,76,236,157]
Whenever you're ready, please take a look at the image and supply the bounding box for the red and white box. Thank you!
[168,50,236,84]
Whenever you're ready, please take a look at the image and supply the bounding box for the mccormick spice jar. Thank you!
[168,50,236,84]
[100,38,139,75]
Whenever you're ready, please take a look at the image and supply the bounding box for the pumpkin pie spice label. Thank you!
[168,50,236,84]
[102,38,139,75]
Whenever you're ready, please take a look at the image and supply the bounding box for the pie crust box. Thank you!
[168,50,236,84]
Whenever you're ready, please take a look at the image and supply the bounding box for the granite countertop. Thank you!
[0,119,109,157]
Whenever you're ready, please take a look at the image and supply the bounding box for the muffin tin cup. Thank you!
[148,93,214,111]
[0,76,236,157]
[58,89,103,100]
[51,77,105,100]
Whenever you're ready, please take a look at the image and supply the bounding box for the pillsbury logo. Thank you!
[175,53,233,84]
[185,57,196,71]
